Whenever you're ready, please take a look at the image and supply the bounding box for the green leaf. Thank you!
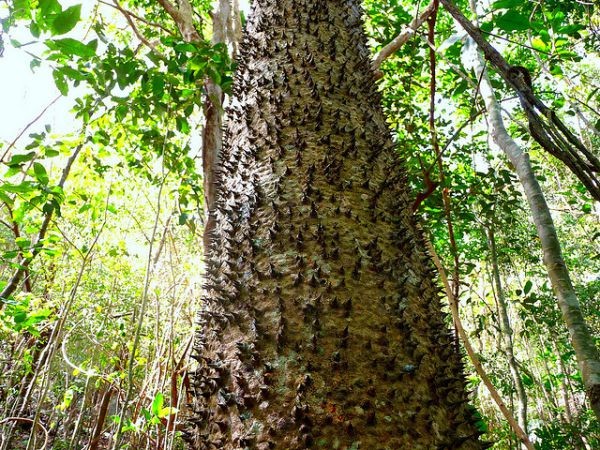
[47,38,97,59]
[530,37,548,52]
[78,204,92,213]
[495,11,531,32]
[59,66,89,81]
[39,0,61,20]
[479,21,494,33]
[0,190,12,206]
[176,117,190,134]
[33,162,49,184]
[53,69,69,95]
[15,237,31,249]
[559,24,585,37]
[151,393,164,416]
[491,0,522,9]
[30,21,41,38]
[451,80,468,99]
[51,4,81,35]
[2,250,19,260]
[42,202,54,215]
[206,65,222,85]
[7,152,36,167]
[524,280,533,295]
[12,0,33,20]
[13,311,27,324]
[2,182,35,194]
[551,11,565,31]
[152,76,165,98]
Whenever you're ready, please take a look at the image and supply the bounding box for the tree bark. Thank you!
[188,1,485,448]
[485,226,528,437]
[440,0,600,202]
[464,15,600,420]
[427,239,534,449]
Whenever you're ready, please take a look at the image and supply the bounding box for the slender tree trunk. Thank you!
[464,3,600,419]
[188,0,485,448]
[156,0,238,249]
[485,226,528,436]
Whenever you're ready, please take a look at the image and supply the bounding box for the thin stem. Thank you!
[1,95,61,163]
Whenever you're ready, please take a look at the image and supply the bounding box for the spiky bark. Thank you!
[189,1,484,448]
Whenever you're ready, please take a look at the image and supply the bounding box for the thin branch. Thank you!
[372,1,436,76]
[426,239,535,450]
[426,1,461,301]
[0,141,84,303]
[481,29,552,56]
[111,0,162,54]
[439,0,600,201]
[0,417,48,450]
[97,0,173,35]
[1,95,61,163]
[156,0,181,22]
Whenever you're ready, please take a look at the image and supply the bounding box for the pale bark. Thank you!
[440,0,600,202]
[204,0,245,248]
[156,0,235,248]
[485,226,528,436]
[372,2,436,76]
[202,0,230,225]
[464,22,600,420]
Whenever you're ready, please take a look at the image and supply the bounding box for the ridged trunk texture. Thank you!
[189,1,483,448]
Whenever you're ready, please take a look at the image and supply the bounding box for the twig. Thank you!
[425,240,535,450]
[372,1,436,76]
[98,0,173,35]
[0,417,48,450]
[111,0,162,54]
[1,95,61,163]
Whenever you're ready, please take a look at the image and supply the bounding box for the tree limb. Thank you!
[439,0,600,201]
[0,142,84,303]
[156,0,202,42]
[111,0,161,54]
[426,239,535,450]
[372,1,436,77]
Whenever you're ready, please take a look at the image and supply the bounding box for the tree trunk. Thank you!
[485,226,528,437]
[464,22,600,419]
[189,1,485,448]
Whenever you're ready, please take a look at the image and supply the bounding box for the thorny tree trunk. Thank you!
[203,0,242,248]
[465,28,600,419]
[485,227,528,437]
[188,1,485,448]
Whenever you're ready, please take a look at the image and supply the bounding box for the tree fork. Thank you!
[188,1,486,448]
